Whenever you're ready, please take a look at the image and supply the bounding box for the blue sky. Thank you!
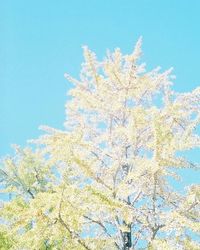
[0,1,199,185]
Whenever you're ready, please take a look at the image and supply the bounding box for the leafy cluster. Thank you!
[1,39,200,249]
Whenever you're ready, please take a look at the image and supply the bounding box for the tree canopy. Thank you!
[1,39,200,249]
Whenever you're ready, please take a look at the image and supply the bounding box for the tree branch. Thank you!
[58,188,92,250]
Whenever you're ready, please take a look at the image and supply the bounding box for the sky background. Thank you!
[0,1,200,186]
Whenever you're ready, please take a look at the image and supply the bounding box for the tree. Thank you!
[1,38,200,249]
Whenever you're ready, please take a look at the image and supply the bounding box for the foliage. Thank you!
[1,39,200,249]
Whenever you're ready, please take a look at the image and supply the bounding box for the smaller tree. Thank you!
[1,39,200,249]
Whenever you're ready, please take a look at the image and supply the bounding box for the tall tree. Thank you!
[1,39,200,249]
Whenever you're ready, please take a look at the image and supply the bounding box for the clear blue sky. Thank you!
[0,1,199,185]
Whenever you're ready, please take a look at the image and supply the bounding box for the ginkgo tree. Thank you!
[1,38,200,250]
